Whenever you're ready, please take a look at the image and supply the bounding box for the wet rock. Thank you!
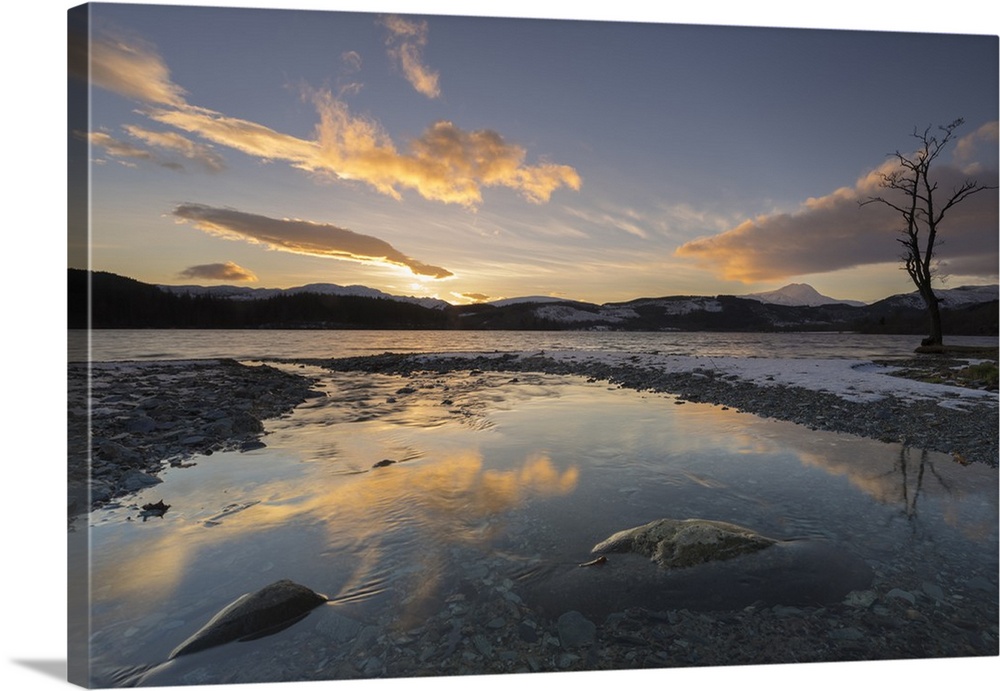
[170,579,328,659]
[921,582,945,601]
[592,518,777,568]
[139,500,170,521]
[557,611,596,648]
[886,588,916,605]
[829,627,864,641]
[121,469,162,492]
[126,415,157,433]
[844,590,877,608]
[518,622,539,643]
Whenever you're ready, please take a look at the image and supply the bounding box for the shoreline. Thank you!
[68,359,323,519]
[305,350,999,468]
[69,349,998,519]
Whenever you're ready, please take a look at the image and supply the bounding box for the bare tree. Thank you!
[861,118,996,347]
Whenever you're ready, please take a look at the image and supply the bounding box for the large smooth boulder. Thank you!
[591,518,777,568]
[519,518,873,618]
[169,580,328,659]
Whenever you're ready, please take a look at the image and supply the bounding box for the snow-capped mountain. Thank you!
[159,282,452,310]
[875,284,999,310]
[743,283,867,307]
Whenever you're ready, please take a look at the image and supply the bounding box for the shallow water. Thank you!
[85,368,998,686]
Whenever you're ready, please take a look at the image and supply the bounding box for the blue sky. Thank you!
[70,1,998,304]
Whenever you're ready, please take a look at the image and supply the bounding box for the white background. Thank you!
[3,1,998,690]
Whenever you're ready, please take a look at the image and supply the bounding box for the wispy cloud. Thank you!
[124,125,225,171]
[564,205,651,240]
[173,203,453,278]
[147,91,580,206]
[179,261,258,282]
[675,140,999,282]
[83,27,187,107]
[337,50,365,97]
[953,120,999,174]
[457,292,491,303]
[379,15,440,99]
[84,28,579,207]
[84,126,224,172]
[86,131,153,165]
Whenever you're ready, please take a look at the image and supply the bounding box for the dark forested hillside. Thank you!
[68,269,452,329]
[68,268,998,335]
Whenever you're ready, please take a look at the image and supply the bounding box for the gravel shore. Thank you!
[304,350,999,467]
[70,351,997,517]
[68,359,322,518]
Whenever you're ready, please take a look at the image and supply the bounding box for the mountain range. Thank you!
[69,269,998,336]
[156,280,884,309]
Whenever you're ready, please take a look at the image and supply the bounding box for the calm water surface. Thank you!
[72,329,998,362]
[84,365,998,686]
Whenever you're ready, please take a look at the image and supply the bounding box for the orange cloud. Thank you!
[173,203,453,278]
[82,25,581,208]
[83,27,580,207]
[179,261,258,282]
[676,150,998,282]
[379,15,440,99]
[84,28,187,107]
[149,93,580,207]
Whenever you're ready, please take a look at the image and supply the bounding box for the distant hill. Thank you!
[159,282,451,310]
[69,269,453,330]
[68,269,998,336]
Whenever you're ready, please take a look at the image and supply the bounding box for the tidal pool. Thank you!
[86,368,998,686]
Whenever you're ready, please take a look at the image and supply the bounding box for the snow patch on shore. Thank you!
[412,349,998,408]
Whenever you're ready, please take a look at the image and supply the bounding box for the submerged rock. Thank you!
[169,580,328,659]
[591,518,777,568]
[521,518,874,618]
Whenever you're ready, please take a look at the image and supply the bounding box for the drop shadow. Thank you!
[10,659,67,681]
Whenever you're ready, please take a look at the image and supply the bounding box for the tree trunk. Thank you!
[920,292,944,347]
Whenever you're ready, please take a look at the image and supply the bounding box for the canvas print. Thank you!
[67,2,999,688]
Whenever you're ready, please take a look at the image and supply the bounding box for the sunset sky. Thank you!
[70,1,998,305]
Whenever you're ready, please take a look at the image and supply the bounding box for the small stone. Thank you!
[557,653,580,668]
[472,634,493,657]
[886,588,916,605]
[518,622,538,643]
[557,610,596,649]
[126,415,157,433]
[120,469,161,491]
[921,582,945,601]
[829,627,864,641]
[843,590,877,608]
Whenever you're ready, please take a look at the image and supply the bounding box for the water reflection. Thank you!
[93,449,578,615]
[792,438,996,541]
